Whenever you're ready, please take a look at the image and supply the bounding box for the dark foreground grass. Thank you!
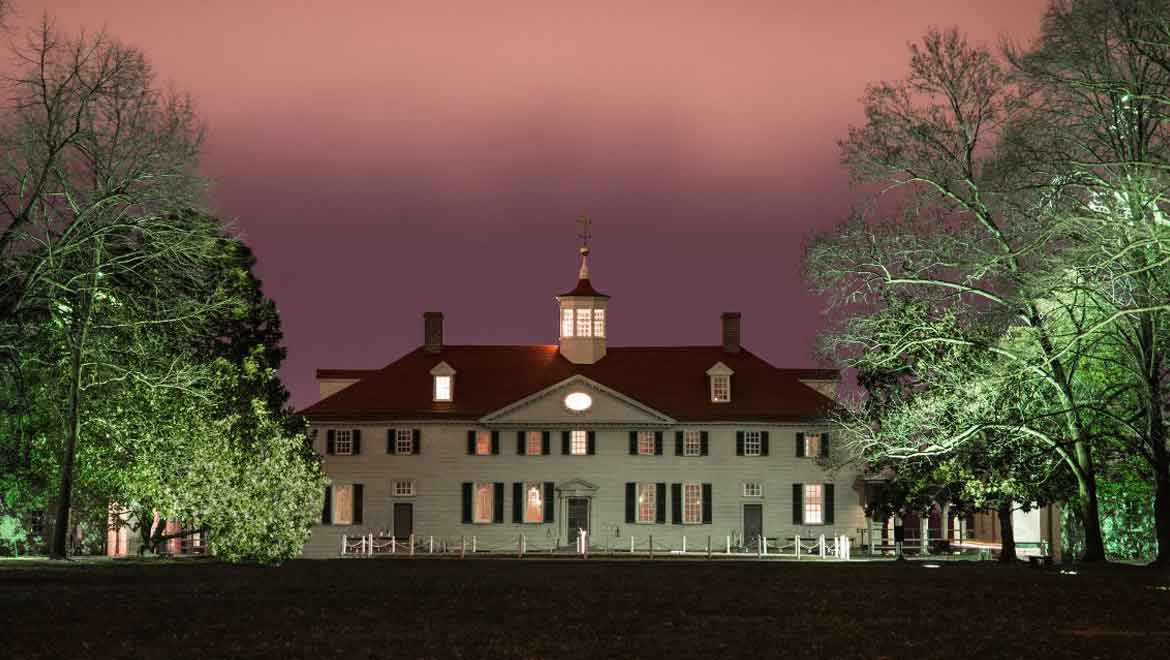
[3,558,1170,659]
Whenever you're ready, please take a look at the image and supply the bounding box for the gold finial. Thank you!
[576,216,592,255]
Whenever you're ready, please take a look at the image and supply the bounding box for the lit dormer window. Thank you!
[707,362,734,403]
[562,309,574,338]
[430,361,456,402]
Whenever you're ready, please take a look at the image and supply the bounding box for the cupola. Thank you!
[557,218,609,364]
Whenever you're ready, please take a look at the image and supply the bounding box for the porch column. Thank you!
[919,514,929,554]
[940,503,950,546]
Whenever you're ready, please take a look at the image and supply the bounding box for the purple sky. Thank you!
[19,1,1049,409]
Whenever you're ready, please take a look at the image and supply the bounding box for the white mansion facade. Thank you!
[298,246,861,557]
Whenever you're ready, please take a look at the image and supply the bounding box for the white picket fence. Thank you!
[341,531,852,560]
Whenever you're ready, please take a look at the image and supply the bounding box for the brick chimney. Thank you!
[721,312,741,354]
[423,312,443,354]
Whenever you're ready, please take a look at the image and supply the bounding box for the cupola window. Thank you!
[576,308,593,337]
[562,309,574,338]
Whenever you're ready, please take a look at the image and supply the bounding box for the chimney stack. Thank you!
[721,312,741,354]
[424,312,443,354]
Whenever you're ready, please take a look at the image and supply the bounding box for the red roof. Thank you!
[557,278,609,298]
[316,369,380,380]
[300,345,836,423]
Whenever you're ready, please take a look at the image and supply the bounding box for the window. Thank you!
[561,309,574,338]
[804,434,821,458]
[334,430,353,455]
[523,483,544,523]
[576,308,593,337]
[743,431,761,456]
[570,430,587,455]
[474,482,493,523]
[593,309,606,338]
[637,431,656,456]
[804,484,823,524]
[333,484,353,524]
[683,483,702,524]
[395,429,414,455]
[684,430,701,457]
[743,482,763,497]
[526,431,542,456]
[434,375,452,401]
[475,431,492,456]
[637,483,656,523]
[711,374,730,402]
[393,480,415,497]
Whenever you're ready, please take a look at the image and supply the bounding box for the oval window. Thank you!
[564,392,593,412]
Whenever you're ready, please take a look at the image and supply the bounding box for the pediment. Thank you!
[481,375,674,426]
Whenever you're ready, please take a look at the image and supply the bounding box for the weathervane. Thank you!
[576,216,592,255]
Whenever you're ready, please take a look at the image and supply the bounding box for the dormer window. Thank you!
[430,361,456,402]
[706,362,734,403]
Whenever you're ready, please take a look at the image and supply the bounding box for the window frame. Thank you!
[636,483,657,524]
[575,308,593,337]
[473,482,494,523]
[592,308,606,338]
[743,482,763,498]
[475,431,492,456]
[570,429,588,455]
[395,428,414,455]
[392,479,415,497]
[682,482,702,524]
[804,433,822,458]
[637,431,656,456]
[743,430,762,457]
[711,374,730,402]
[433,375,453,402]
[526,431,543,456]
[804,484,824,525]
[561,309,574,338]
[334,429,353,456]
[683,430,702,457]
[333,483,354,524]
[522,482,544,523]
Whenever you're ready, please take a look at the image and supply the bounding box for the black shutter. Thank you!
[493,483,504,523]
[412,429,421,454]
[467,430,476,455]
[461,483,472,523]
[322,485,332,524]
[518,431,526,455]
[562,431,570,454]
[700,431,709,456]
[544,482,555,523]
[587,431,596,455]
[821,432,830,458]
[387,428,396,454]
[656,483,667,524]
[625,483,636,523]
[513,482,523,523]
[326,430,335,455]
[824,484,835,525]
[654,431,664,455]
[702,484,712,524]
[793,483,804,525]
[675,431,684,456]
[761,431,770,456]
[629,431,638,455]
[352,430,361,455]
[491,431,500,455]
[736,431,744,456]
[796,432,806,457]
[541,431,551,455]
[353,484,363,524]
[671,484,682,524]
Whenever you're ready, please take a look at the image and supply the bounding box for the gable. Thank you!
[482,375,674,426]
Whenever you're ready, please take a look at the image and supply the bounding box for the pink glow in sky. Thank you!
[15,1,1050,408]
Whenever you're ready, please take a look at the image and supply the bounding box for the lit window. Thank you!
[683,483,702,524]
[395,429,414,455]
[576,308,593,337]
[593,309,606,338]
[333,484,353,524]
[434,375,452,401]
[526,431,542,456]
[711,375,730,402]
[804,434,821,458]
[334,430,353,455]
[637,483,656,523]
[743,431,762,456]
[743,482,763,497]
[474,482,493,523]
[684,430,701,456]
[475,431,492,455]
[637,431,656,456]
[393,480,415,497]
[561,309,574,338]
[523,483,544,523]
[804,484,823,524]
[570,430,587,455]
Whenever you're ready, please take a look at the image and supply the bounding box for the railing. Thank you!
[340,530,852,560]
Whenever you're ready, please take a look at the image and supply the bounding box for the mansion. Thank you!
[297,243,859,557]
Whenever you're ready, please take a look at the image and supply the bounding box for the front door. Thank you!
[743,504,763,544]
[393,503,413,538]
[567,497,589,543]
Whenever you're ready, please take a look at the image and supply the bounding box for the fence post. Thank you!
[682,535,687,554]
[707,535,711,560]
[583,530,588,559]
[460,536,466,559]
[630,535,635,554]
[819,534,826,558]
[757,534,763,558]
[649,535,654,560]
[518,534,523,558]
[795,535,801,560]
[472,536,477,554]
[429,535,434,554]
[341,534,347,556]
[410,534,415,557]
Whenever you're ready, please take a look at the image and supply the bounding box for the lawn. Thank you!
[3,557,1169,659]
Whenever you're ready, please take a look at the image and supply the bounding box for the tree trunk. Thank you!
[1150,433,1170,568]
[49,340,84,560]
[997,500,1017,563]
[1073,439,1107,562]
